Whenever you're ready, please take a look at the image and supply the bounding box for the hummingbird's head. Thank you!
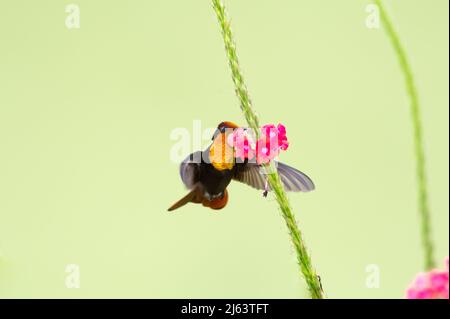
[212,121,239,140]
[209,121,239,171]
[217,121,239,132]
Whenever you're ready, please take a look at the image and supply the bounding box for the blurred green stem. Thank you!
[211,0,324,298]
[375,0,435,270]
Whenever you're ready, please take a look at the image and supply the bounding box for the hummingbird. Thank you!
[167,121,315,211]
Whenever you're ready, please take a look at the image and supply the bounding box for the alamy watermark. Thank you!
[365,4,380,29]
[65,264,80,289]
[365,264,380,289]
[65,4,80,29]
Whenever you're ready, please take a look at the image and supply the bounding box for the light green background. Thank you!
[0,0,448,298]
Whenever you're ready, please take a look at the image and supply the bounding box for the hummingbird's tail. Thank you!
[167,190,199,212]
[167,189,229,212]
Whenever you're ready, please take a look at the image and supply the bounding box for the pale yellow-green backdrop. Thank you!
[0,0,448,298]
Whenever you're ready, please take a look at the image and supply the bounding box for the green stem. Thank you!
[375,0,435,270]
[211,0,324,298]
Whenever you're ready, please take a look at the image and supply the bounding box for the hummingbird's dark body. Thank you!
[168,122,315,212]
[199,160,234,199]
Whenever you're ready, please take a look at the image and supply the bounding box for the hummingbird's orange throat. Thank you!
[209,132,234,171]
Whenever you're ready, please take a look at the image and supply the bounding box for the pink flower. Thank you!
[227,128,255,162]
[256,125,279,164]
[277,124,289,150]
[406,257,449,299]
[255,139,273,164]
[226,123,290,164]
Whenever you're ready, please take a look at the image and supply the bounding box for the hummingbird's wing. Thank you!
[179,151,202,189]
[276,162,315,192]
[168,152,203,212]
[232,164,266,190]
[233,162,315,192]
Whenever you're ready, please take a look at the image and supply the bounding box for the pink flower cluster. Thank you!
[227,124,289,164]
[406,257,449,299]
